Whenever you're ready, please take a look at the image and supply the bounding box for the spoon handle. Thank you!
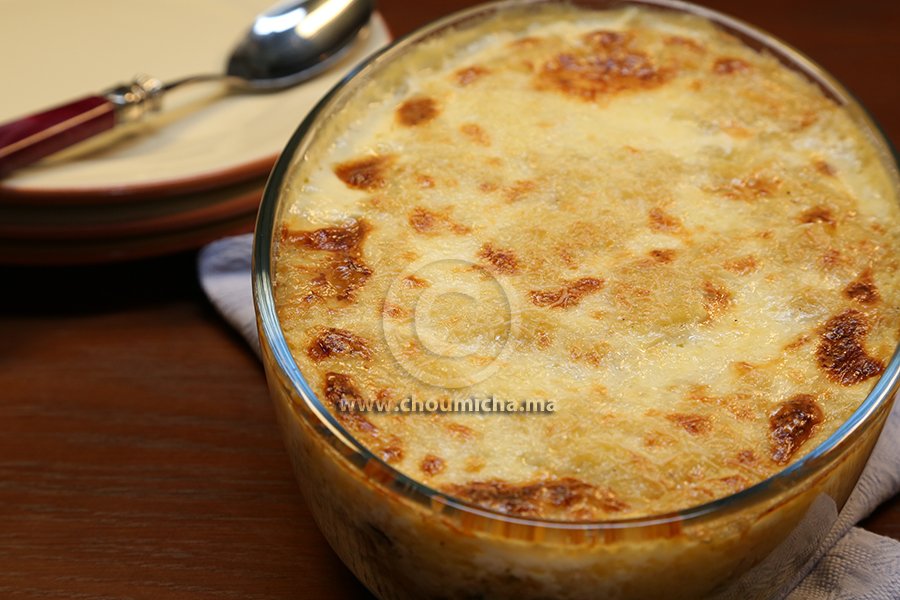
[0,76,163,179]
[0,96,116,179]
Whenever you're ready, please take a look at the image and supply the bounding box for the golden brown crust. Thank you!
[844,270,880,305]
[800,205,836,227]
[308,328,372,362]
[281,220,373,303]
[442,477,628,520]
[273,6,900,521]
[711,172,781,201]
[281,220,368,253]
[334,155,395,190]
[816,310,885,386]
[769,394,824,464]
[648,207,683,234]
[701,280,733,320]
[723,255,758,274]
[454,65,490,86]
[396,96,440,126]
[324,372,405,463]
[324,372,377,434]
[409,207,471,235]
[667,413,713,436]
[535,30,669,100]
[478,243,520,275]
[529,277,604,309]
[712,57,750,74]
[649,248,677,263]
[421,454,446,476]
[459,122,491,146]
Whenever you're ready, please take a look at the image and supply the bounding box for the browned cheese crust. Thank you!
[273,6,900,520]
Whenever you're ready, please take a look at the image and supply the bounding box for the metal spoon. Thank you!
[0,0,375,178]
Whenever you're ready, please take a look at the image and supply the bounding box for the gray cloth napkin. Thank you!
[198,233,900,599]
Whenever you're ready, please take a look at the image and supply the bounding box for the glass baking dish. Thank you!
[252,1,900,597]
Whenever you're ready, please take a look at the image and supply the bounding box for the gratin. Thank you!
[273,4,900,521]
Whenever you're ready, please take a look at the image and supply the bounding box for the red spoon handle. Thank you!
[0,96,117,178]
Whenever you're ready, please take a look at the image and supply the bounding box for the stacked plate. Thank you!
[0,0,390,265]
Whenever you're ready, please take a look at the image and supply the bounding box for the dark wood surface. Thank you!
[1,1,898,598]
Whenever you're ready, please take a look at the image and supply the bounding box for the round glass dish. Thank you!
[252,1,900,598]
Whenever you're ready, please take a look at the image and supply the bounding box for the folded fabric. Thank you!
[199,232,900,599]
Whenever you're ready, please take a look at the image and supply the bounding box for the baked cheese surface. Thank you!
[273,5,900,520]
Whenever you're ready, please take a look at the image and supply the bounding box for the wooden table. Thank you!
[2,1,898,598]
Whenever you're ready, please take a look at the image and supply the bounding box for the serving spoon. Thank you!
[0,0,374,179]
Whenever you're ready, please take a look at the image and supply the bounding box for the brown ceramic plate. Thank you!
[0,210,256,265]
[0,177,264,240]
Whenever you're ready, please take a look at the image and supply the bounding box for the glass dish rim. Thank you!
[252,0,900,530]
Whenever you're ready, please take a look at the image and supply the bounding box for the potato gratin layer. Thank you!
[274,6,900,520]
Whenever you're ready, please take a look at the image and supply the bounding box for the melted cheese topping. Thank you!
[273,5,900,520]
